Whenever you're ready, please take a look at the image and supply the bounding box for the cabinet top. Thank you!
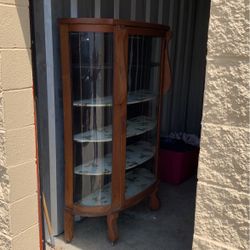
[59,18,170,31]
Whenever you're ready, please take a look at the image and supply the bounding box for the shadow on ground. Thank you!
[53,177,197,250]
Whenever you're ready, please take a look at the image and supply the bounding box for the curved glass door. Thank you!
[125,35,162,199]
[70,32,113,206]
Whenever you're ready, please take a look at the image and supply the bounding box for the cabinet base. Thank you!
[65,182,160,244]
[107,212,119,243]
[64,210,74,243]
[149,189,160,210]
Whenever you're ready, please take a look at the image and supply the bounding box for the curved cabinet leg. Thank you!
[64,210,74,243]
[107,212,119,244]
[149,190,160,211]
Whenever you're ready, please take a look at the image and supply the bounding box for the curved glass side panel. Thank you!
[70,32,113,206]
[125,36,162,199]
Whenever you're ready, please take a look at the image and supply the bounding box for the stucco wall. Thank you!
[193,0,250,249]
[0,1,39,249]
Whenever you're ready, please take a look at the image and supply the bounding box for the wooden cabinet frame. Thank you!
[59,18,171,243]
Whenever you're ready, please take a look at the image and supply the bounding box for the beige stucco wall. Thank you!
[0,1,39,249]
[193,0,250,249]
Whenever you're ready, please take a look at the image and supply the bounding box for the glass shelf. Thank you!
[74,116,156,143]
[72,63,159,69]
[72,64,113,69]
[78,168,156,206]
[73,90,155,107]
[130,62,160,67]
[74,141,155,175]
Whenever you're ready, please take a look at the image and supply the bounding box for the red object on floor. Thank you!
[159,147,199,184]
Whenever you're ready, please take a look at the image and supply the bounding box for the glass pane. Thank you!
[70,32,113,206]
[125,36,162,199]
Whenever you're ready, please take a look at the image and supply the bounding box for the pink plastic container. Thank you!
[159,147,199,184]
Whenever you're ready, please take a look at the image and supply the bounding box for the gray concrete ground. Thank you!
[52,177,197,250]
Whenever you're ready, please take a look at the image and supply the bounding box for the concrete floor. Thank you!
[53,177,197,250]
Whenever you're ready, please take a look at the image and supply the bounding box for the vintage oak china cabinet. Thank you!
[59,18,171,243]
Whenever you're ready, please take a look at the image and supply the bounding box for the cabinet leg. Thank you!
[107,212,119,244]
[64,210,74,243]
[149,190,160,211]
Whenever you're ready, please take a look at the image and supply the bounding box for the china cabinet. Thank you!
[59,18,171,243]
